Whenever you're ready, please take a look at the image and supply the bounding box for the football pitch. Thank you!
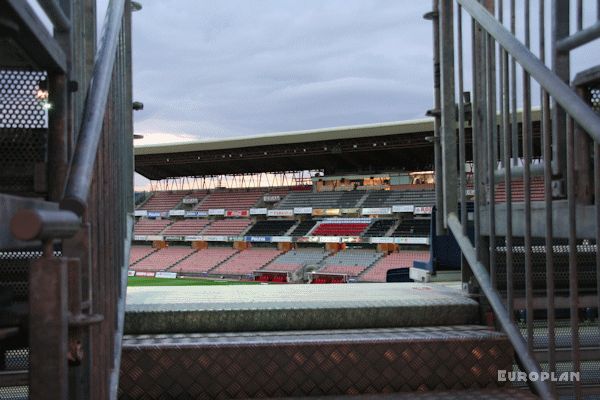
[127,277,261,286]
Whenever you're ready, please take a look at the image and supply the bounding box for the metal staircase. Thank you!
[119,283,535,399]
[0,1,134,399]
[430,0,600,398]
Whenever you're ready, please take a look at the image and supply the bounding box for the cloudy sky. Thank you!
[131,1,433,145]
[128,1,599,190]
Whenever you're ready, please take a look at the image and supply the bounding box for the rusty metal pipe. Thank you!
[10,209,80,241]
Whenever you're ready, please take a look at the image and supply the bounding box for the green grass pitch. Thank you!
[127,277,261,286]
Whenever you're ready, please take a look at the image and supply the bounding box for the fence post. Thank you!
[439,0,458,227]
[551,0,569,183]
[29,254,69,400]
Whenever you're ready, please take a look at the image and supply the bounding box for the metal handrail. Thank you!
[61,0,126,215]
[436,1,600,398]
[447,213,554,399]
[556,20,600,53]
[37,0,71,32]
[457,0,600,145]
[10,209,80,241]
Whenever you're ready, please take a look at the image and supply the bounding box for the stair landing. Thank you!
[120,284,528,399]
[125,283,478,334]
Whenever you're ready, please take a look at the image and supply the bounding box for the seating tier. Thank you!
[131,247,196,272]
[134,219,172,235]
[320,249,383,268]
[170,248,238,274]
[211,249,282,276]
[201,219,252,236]
[265,248,330,272]
[129,246,157,265]
[161,219,211,235]
[196,190,263,211]
[138,191,187,211]
[311,222,369,236]
[362,219,396,237]
[289,220,318,236]
[361,189,435,208]
[244,220,296,236]
[495,177,545,202]
[390,218,430,237]
[359,250,430,282]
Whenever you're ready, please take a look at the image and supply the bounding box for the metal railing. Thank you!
[1,0,133,399]
[431,0,600,398]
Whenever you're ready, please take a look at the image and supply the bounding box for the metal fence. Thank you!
[430,0,600,398]
[0,0,133,399]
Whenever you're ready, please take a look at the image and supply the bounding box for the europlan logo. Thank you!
[498,370,580,382]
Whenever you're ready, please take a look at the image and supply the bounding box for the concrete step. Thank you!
[124,283,478,334]
[119,325,513,399]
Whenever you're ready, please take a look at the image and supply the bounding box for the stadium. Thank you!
[1,1,600,400]
[130,118,443,284]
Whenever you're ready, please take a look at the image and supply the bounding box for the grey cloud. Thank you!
[132,1,433,140]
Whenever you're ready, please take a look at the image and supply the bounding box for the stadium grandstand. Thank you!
[129,115,539,284]
[130,119,447,283]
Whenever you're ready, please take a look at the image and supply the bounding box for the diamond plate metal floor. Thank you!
[119,326,513,399]
[125,283,478,333]
[265,388,537,399]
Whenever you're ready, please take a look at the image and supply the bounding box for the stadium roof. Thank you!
[135,119,434,155]
[134,118,437,180]
[134,110,540,180]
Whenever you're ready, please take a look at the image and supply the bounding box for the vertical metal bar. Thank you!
[100,69,111,400]
[472,14,488,266]
[594,141,600,350]
[551,0,569,180]
[510,0,518,166]
[63,224,92,400]
[500,0,514,320]
[458,4,467,233]
[48,73,69,201]
[110,8,133,397]
[29,256,69,400]
[430,0,445,236]
[496,0,504,161]
[485,7,497,288]
[440,0,458,225]
[106,56,115,396]
[539,0,556,382]
[577,0,583,31]
[457,4,473,290]
[78,2,99,396]
[566,116,582,398]
[67,257,85,400]
[522,0,534,355]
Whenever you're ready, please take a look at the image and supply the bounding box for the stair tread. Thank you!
[265,388,536,399]
[119,325,514,398]
[123,325,506,347]
[125,283,478,334]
